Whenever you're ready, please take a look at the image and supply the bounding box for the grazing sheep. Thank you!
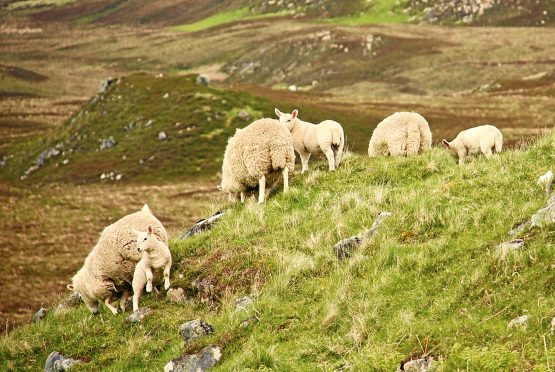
[220,118,295,204]
[275,108,344,173]
[442,125,503,165]
[368,112,432,157]
[132,224,172,313]
[67,204,167,315]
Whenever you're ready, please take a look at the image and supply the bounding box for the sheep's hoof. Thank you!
[146,284,152,293]
[164,283,170,290]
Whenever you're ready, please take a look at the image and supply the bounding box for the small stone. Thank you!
[236,109,251,121]
[179,319,215,341]
[139,159,145,164]
[240,315,258,328]
[145,119,153,127]
[163,93,169,99]
[508,315,528,329]
[196,74,210,86]
[401,356,433,372]
[235,296,253,311]
[44,351,82,372]
[164,346,221,372]
[167,288,186,303]
[158,131,167,140]
[288,85,298,92]
[99,77,114,94]
[99,137,117,150]
[32,307,47,322]
[115,174,122,181]
[126,307,151,323]
[62,159,69,165]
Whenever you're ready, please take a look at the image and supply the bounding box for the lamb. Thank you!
[220,118,295,204]
[442,125,503,165]
[132,224,172,313]
[275,108,344,173]
[67,204,168,315]
[368,112,432,157]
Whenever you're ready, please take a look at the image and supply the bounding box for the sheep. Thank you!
[220,118,295,204]
[442,125,503,165]
[368,112,432,157]
[275,108,344,173]
[67,204,168,315]
[131,224,172,313]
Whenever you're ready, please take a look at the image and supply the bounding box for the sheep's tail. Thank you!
[494,131,503,153]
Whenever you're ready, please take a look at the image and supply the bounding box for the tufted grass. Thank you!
[2,132,555,369]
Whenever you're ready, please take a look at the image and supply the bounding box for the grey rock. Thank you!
[236,110,251,121]
[196,74,210,86]
[167,288,186,303]
[508,315,528,329]
[99,77,115,94]
[401,356,434,372]
[240,315,258,328]
[145,119,153,127]
[126,307,151,323]
[180,211,225,239]
[55,292,81,314]
[509,221,529,237]
[158,131,167,141]
[234,296,253,311]
[36,146,62,167]
[0,156,6,167]
[179,319,215,341]
[99,137,117,150]
[191,278,215,302]
[32,307,47,322]
[531,193,555,228]
[123,122,135,131]
[496,239,525,259]
[44,351,82,372]
[164,346,221,372]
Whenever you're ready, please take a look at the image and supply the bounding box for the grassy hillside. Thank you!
[2,133,555,369]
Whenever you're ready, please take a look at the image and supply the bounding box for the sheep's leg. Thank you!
[240,192,245,203]
[120,289,131,312]
[258,175,266,204]
[104,295,119,315]
[163,262,171,290]
[323,147,336,171]
[299,152,311,174]
[132,274,146,313]
[145,267,154,293]
[282,167,289,193]
[334,146,343,168]
[457,149,467,166]
[481,143,493,158]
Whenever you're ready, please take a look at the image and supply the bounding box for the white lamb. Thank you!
[442,125,503,165]
[220,118,295,204]
[275,108,344,173]
[67,204,168,315]
[368,112,432,157]
[131,224,172,313]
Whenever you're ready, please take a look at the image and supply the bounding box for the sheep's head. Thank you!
[442,139,458,158]
[134,224,156,253]
[275,108,298,131]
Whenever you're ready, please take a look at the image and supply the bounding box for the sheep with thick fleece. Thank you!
[442,125,502,165]
[67,204,167,315]
[220,118,295,204]
[368,112,432,157]
[132,224,172,313]
[275,108,344,173]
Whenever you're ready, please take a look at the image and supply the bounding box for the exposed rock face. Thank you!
[44,351,82,372]
[32,308,47,322]
[179,319,215,341]
[99,77,115,94]
[333,211,391,259]
[180,211,225,239]
[164,346,221,372]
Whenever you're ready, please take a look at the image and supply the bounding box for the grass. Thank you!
[321,0,410,25]
[3,133,555,369]
[6,0,75,11]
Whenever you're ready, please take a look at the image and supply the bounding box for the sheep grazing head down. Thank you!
[442,139,457,159]
[135,224,157,253]
[275,108,298,131]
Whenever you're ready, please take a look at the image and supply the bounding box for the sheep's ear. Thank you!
[274,108,282,118]
[292,109,298,119]
[442,139,450,148]
[217,185,222,191]
[147,224,153,235]
[67,284,74,291]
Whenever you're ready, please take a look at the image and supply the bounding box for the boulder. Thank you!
[164,346,221,372]
[44,351,82,372]
[179,319,215,341]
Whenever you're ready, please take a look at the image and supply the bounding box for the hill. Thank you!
[2,132,555,369]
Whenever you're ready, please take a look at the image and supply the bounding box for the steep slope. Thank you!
[2,134,555,369]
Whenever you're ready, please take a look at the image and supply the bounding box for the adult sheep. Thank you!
[368,112,432,157]
[67,204,168,315]
[220,118,295,204]
[275,108,344,173]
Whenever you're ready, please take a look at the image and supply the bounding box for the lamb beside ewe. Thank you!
[220,118,295,204]
[275,108,344,173]
[67,204,167,315]
[442,125,503,165]
[132,224,172,313]
[368,112,432,157]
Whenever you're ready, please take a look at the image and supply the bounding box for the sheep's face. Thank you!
[135,224,156,253]
[442,139,458,158]
[275,108,298,131]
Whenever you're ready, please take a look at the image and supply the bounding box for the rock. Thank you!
[62,159,69,165]
[55,292,81,314]
[191,278,215,302]
[126,307,151,323]
[333,211,391,259]
[179,319,215,341]
[44,351,82,372]
[196,74,210,86]
[550,317,555,333]
[531,193,555,228]
[537,170,554,197]
[99,77,115,94]
[158,131,167,141]
[99,137,117,150]
[167,288,186,303]
[509,221,529,238]
[508,315,528,329]
[288,85,298,92]
[180,211,225,239]
[164,346,221,372]
[0,156,6,167]
[145,119,153,127]
[495,239,525,259]
[240,315,258,328]
[163,93,169,99]
[36,145,63,166]
[123,122,135,131]
[235,296,253,311]
[32,307,47,322]
[236,110,251,121]
[401,356,433,372]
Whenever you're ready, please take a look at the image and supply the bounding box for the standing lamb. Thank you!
[220,118,295,204]
[132,224,172,313]
[67,204,168,315]
[442,125,503,165]
[368,112,432,157]
[275,108,344,173]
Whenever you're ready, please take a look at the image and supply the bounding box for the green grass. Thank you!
[3,133,555,369]
[321,0,410,25]
[171,8,287,32]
